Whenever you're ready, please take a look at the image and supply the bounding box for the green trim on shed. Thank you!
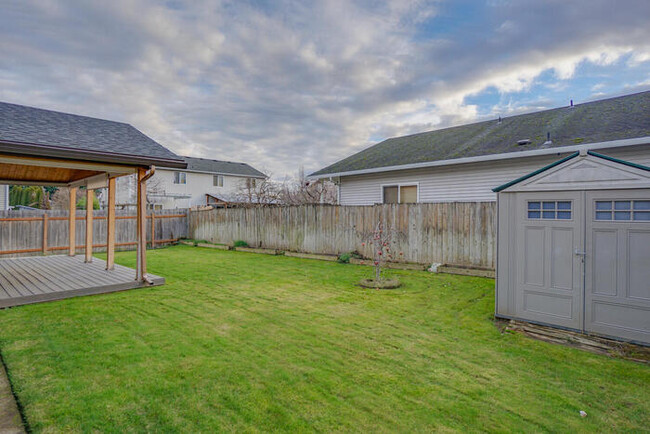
[492,152,580,193]
[587,150,650,172]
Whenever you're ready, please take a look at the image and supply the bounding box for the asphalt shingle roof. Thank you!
[0,101,184,166]
[180,156,267,178]
[311,90,650,176]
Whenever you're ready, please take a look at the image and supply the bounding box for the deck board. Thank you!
[0,255,164,308]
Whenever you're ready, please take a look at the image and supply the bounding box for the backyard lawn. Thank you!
[0,246,648,432]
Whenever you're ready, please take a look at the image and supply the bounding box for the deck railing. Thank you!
[0,209,189,257]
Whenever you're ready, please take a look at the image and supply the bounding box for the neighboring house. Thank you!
[0,185,8,210]
[107,156,267,209]
[310,91,650,204]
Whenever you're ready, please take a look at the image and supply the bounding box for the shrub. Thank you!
[337,252,351,263]
[233,240,249,248]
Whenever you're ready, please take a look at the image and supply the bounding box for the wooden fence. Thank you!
[0,209,189,257]
[190,203,497,269]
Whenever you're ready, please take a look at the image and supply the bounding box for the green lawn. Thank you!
[0,246,648,432]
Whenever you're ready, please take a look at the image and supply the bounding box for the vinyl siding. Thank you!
[0,185,7,210]
[339,145,650,205]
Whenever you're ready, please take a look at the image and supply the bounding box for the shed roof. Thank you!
[177,156,267,178]
[311,90,650,177]
[493,150,650,193]
[0,101,185,168]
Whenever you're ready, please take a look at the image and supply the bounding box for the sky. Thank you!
[1,0,650,180]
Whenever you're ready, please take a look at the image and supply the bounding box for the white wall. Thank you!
[0,185,8,210]
[108,169,260,209]
[338,145,650,205]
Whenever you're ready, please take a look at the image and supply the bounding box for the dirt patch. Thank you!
[0,357,26,433]
[359,278,402,289]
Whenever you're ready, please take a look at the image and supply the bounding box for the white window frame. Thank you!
[173,172,187,185]
[526,200,574,221]
[593,199,650,222]
[213,175,224,187]
[380,182,420,204]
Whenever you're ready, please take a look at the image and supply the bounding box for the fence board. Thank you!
[190,203,496,269]
[0,209,188,258]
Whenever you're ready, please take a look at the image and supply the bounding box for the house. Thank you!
[0,100,186,306]
[494,149,650,345]
[0,184,7,210]
[107,156,267,209]
[309,91,650,204]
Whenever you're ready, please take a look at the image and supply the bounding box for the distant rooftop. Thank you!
[311,90,650,177]
[168,156,267,178]
[0,101,185,168]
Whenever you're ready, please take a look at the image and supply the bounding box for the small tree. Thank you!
[361,220,402,286]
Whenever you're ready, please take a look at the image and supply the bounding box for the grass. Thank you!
[0,245,647,432]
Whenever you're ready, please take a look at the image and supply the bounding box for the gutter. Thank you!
[0,140,187,169]
[308,136,650,179]
[155,167,268,179]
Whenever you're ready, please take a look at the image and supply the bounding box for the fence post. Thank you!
[151,211,155,249]
[42,213,48,255]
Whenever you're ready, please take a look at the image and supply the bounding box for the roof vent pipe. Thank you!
[543,131,552,146]
[570,99,574,107]
[498,116,502,124]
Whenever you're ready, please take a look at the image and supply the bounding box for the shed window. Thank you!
[595,200,650,221]
[173,172,186,184]
[213,175,224,187]
[527,201,571,220]
[382,185,418,204]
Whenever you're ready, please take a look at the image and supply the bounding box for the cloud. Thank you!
[1,0,650,178]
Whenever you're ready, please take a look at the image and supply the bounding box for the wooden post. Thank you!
[150,211,155,249]
[106,177,116,270]
[136,168,147,281]
[42,213,48,254]
[85,189,93,263]
[69,187,77,256]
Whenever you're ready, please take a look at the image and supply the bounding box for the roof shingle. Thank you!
[179,156,267,178]
[0,101,184,167]
[311,90,650,177]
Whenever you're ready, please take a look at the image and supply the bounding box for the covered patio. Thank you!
[0,101,185,306]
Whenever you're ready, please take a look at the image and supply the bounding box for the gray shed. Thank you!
[494,149,650,345]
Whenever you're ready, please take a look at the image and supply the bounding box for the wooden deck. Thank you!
[0,255,164,308]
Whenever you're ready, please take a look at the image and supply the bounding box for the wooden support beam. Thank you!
[85,189,93,263]
[68,187,77,256]
[106,177,116,270]
[136,168,146,281]
[42,213,48,254]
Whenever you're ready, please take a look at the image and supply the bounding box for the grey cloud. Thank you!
[0,0,649,178]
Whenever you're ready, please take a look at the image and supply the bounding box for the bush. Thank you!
[337,251,361,263]
[76,195,100,210]
[233,240,249,248]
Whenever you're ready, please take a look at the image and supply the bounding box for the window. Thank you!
[213,175,224,187]
[382,184,418,204]
[527,201,572,220]
[595,200,650,221]
[246,178,256,189]
[173,172,186,184]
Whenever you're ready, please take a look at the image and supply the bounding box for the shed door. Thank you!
[584,190,650,343]
[515,192,583,330]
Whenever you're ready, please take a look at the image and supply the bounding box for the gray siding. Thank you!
[339,145,650,205]
[0,185,7,210]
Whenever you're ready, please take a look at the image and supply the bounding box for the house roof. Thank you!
[311,90,650,177]
[0,101,186,168]
[177,156,267,178]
